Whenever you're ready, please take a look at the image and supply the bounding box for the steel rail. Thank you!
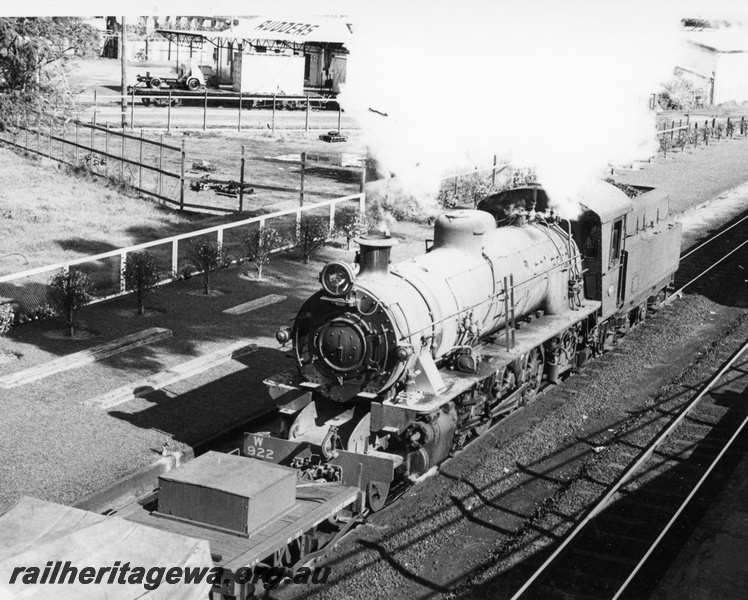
[509,338,748,600]
[666,236,748,305]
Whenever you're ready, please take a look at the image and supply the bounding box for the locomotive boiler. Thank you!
[257,179,682,511]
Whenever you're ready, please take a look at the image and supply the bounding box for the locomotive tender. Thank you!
[257,179,682,511]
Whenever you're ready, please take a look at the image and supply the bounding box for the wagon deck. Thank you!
[119,479,359,574]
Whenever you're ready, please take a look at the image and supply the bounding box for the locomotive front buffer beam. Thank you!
[243,433,401,512]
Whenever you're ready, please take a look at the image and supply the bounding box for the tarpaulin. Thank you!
[0,497,214,599]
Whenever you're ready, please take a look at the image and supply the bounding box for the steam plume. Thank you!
[339,1,686,218]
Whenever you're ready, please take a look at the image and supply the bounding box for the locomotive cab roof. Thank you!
[477,179,654,226]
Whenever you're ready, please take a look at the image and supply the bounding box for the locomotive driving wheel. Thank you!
[522,348,544,404]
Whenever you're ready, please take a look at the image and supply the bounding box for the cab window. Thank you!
[609,219,623,268]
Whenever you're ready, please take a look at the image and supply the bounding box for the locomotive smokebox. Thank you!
[355,232,398,278]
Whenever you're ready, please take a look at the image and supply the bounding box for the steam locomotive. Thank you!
[257,179,682,511]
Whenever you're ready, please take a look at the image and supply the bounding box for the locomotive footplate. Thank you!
[386,299,602,413]
[243,433,401,491]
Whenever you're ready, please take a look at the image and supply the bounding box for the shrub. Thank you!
[244,227,284,280]
[47,270,93,337]
[0,304,13,337]
[124,250,162,315]
[14,303,58,325]
[188,239,225,294]
[658,77,697,110]
[659,135,672,157]
[294,215,330,263]
[334,207,369,250]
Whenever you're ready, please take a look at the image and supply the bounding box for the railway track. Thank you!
[671,208,748,307]
[507,338,748,600]
[494,213,748,600]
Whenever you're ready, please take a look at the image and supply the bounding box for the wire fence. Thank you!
[657,116,748,156]
[80,90,351,133]
[0,114,367,215]
[0,194,365,315]
[0,114,190,210]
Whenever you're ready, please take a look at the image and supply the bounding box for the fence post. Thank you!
[90,115,96,154]
[159,134,164,197]
[238,95,242,132]
[105,123,109,177]
[130,87,135,130]
[337,104,342,132]
[694,122,698,148]
[171,240,178,279]
[492,155,497,186]
[203,89,208,131]
[272,94,276,133]
[299,151,306,207]
[359,192,365,214]
[167,90,172,133]
[93,90,98,129]
[305,94,310,132]
[48,118,52,158]
[75,122,79,164]
[139,129,144,189]
[61,122,66,163]
[179,138,185,211]
[359,159,367,194]
[119,251,127,293]
[239,145,245,212]
[670,120,674,144]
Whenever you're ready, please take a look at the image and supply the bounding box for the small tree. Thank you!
[0,304,13,337]
[334,207,369,250]
[124,250,162,315]
[188,239,225,295]
[244,227,283,280]
[294,215,330,263]
[47,270,92,337]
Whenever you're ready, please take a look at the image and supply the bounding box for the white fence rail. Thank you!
[0,194,365,313]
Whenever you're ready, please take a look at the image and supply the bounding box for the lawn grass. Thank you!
[0,147,217,275]
[0,126,369,277]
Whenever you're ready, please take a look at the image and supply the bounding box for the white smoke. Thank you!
[339,0,688,218]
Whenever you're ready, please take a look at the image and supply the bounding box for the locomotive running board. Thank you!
[242,433,400,489]
[387,300,601,413]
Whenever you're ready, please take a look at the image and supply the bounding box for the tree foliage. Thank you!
[0,304,13,337]
[188,239,226,294]
[0,18,99,126]
[294,215,330,263]
[334,207,369,250]
[124,251,162,315]
[244,227,283,279]
[47,270,93,337]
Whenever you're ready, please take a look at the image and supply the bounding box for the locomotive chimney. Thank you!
[355,231,398,278]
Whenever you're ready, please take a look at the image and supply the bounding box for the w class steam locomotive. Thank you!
[251,179,682,511]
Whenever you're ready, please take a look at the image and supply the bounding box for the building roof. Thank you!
[687,30,748,53]
[158,15,353,48]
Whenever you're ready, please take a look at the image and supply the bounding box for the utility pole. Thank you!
[120,16,128,129]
